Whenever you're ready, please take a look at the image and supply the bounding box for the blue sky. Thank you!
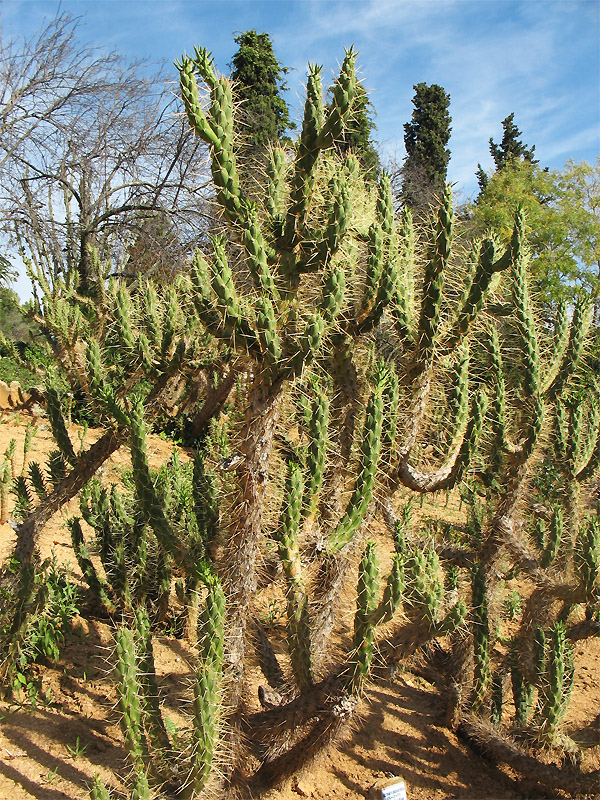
[1,1,599,275]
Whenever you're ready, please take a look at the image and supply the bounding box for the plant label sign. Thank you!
[381,781,407,800]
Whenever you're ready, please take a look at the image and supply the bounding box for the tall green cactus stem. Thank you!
[363,223,384,311]
[491,672,503,726]
[275,461,313,690]
[541,505,563,569]
[547,294,592,398]
[69,517,116,614]
[188,578,225,797]
[129,399,197,575]
[376,172,394,236]
[283,65,324,247]
[393,208,415,343]
[180,55,243,222]
[256,296,282,372]
[471,562,491,713]
[381,367,400,457]
[242,204,279,297]
[371,553,404,625]
[417,184,453,365]
[265,147,287,225]
[404,548,443,629]
[540,299,569,392]
[448,236,510,347]
[193,448,219,546]
[538,622,574,743]
[133,607,173,769]
[327,382,384,552]
[0,459,11,525]
[114,627,148,769]
[351,541,379,692]
[511,210,539,398]
[320,264,346,323]
[302,384,330,520]
[45,384,77,466]
[316,47,358,150]
[511,660,534,725]
[575,516,600,602]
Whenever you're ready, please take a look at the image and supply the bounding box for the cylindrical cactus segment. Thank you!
[417,184,453,364]
[376,172,394,236]
[256,296,282,371]
[320,263,346,322]
[404,548,443,629]
[114,626,148,769]
[302,383,330,519]
[326,381,384,552]
[491,672,503,725]
[316,47,358,150]
[133,606,172,763]
[451,237,502,345]
[351,541,379,691]
[363,223,384,311]
[511,209,540,398]
[284,64,324,241]
[371,553,404,625]
[129,399,198,577]
[265,146,287,223]
[242,203,278,298]
[178,56,220,147]
[45,383,77,466]
[566,401,583,481]
[511,660,534,725]
[575,515,599,601]
[130,772,150,800]
[541,505,563,568]
[450,389,488,485]
[538,621,574,743]
[541,299,569,392]
[381,366,400,456]
[189,577,225,796]
[69,517,116,614]
[521,392,544,462]
[288,313,326,377]
[470,562,490,713]
[446,344,470,453]
[393,208,415,342]
[276,460,313,690]
[193,448,219,547]
[548,293,592,397]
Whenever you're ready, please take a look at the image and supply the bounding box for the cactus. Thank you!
[537,622,574,744]
[470,563,490,712]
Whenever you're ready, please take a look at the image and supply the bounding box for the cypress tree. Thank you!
[230,30,292,153]
[402,82,451,213]
[489,112,536,171]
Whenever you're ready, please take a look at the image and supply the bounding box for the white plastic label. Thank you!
[381,781,407,800]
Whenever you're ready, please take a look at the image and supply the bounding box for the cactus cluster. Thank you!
[0,37,598,800]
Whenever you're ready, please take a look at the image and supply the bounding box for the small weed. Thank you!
[43,766,59,784]
[66,736,87,759]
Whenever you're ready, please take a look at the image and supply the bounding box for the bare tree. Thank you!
[0,12,211,293]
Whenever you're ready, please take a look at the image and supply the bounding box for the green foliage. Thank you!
[489,112,536,172]
[469,159,600,302]
[230,30,292,150]
[402,82,451,212]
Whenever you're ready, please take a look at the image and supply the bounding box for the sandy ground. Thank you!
[0,410,598,800]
